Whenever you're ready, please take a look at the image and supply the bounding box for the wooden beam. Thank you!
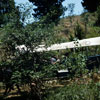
[16,37,100,52]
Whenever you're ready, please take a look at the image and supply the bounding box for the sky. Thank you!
[14,0,84,15]
[63,0,84,15]
[14,0,84,24]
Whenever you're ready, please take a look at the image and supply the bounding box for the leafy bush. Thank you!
[44,83,100,100]
[74,23,85,39]
[95,6,100,26]
[0,18,61,99]
[60,50,88,78]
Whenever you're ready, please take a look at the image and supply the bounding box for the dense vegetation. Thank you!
[0,0,21,27]
[0,0,100,100]
[44,82,100,100]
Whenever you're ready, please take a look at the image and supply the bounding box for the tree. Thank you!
[68,3,75,26]
[82,0,100,12]
[0,17,59,99]
[28,0,66,24]
[74,22,85,40]
[0,0,21,27]
[95,6,100,26]
[0,0,14,26]
[81,13,89,34]
[0,2,64,99]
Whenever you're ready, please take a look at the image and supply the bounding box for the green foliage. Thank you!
[44,83,100,100]
[86,26,100,38]
[11,71,22,84]
[0,20,60,99]
[95,6,100,26]
[29,0,66,24]
[82,0,100,12]
[61,49,88,78]
[0,1,100,99]
[74,23,85,39]
[0,2,68,97]
[81,13,89,34]
[0,0,21,27]
[0,16,59,83]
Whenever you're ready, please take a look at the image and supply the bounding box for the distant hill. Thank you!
[55,12,100,42]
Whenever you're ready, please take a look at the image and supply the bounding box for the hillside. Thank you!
[55,12,100,42]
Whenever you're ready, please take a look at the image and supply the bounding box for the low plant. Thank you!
[60,50,88,78]
[44,82,100,100]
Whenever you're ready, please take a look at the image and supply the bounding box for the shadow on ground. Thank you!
[0,96,27,100]
[0,92,28,100]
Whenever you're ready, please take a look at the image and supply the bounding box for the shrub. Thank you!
[95,6,100,26]
[74,23,85,39]
[60,51,88,78]
[44,82,100,100]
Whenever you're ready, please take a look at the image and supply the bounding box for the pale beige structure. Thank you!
[16,37,100,52]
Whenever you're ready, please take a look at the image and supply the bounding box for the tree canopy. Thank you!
[0,0,21,27]
[0,2,61,97]
[82,0,100,12]
[29,0,66,24]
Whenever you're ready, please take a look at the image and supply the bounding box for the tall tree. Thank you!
[82,0,100,12]
[0,0,15,14]
[0,0,21,27]
[0,20,59,99]
[29,0,66,24]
